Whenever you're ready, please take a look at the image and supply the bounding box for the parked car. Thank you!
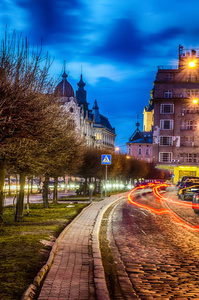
[178,184,199,201]
[192,192,199,214]
[183,179,199,188]
[177,178,199,197]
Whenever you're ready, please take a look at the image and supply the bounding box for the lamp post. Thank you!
[89,184,94,203]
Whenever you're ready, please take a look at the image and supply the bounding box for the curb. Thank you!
[92,193,127,300]
[21,203,93,300]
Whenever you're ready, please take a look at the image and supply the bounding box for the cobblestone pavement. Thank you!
[37,193,126,300]
[107,187,199,299]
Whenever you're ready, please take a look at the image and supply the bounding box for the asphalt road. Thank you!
[106,186,199,299]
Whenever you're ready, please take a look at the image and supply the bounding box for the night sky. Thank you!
[1,0,199,152]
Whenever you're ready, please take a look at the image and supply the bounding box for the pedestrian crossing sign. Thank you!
[101,154,111,165]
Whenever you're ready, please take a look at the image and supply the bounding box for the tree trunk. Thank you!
[26,177,30,215]
[15,172,25,222]
[53,176,58,203]
[30,176,33,194]
[8,175,11,196]
[0,161,5,223]
[43,177,49,208]
[83,178,88,196]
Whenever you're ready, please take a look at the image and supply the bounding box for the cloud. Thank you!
[13,0,88,46]
[92,18,184,65]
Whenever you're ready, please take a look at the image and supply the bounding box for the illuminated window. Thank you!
[186,89,199,97]
[164,90,172,98]
[159,152,172,163]
[159,136,173,146]
[160,120,173,129]
[95,133,101,140]
[160,104,174,114]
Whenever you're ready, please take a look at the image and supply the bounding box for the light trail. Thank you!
[128,184,199,232]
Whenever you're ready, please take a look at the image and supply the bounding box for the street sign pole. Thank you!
[101,154,111,198]
[105,165,107,197]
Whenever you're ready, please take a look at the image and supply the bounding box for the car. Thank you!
[183,179,199,188]
[192,192,199,214]
[181,176,199,182]
[178,184,199,201]
[177,178,199,196]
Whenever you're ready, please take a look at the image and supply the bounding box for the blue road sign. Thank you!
[101,154,111,165]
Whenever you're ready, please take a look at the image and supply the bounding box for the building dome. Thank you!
[55,71,75,98]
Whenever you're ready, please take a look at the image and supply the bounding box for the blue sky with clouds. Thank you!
[1,0,199,151]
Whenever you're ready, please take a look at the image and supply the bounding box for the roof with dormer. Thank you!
[128,122,152,144]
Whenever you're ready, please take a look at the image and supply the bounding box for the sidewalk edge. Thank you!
[92,193,127,300]
[21,203,93,300]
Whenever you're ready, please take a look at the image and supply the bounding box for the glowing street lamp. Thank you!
[193,99,198,104]
[188,61,196,68]
[115,147,120,154]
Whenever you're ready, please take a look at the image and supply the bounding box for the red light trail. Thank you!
[127,184,199,232]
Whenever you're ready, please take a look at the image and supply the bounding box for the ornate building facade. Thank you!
[55,70,116,150]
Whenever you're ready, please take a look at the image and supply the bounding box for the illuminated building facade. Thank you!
[55,70,116,149]
[153,45,199,183]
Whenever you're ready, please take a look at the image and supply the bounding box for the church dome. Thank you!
[55,71,75,98]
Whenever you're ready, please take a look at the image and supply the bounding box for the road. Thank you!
[105,185,199,299]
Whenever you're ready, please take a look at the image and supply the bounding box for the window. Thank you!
[128,147,131,155]
[186,89,199,97]
[180,120,194,130]
[159,136,173,146]
[186,153,197,163]
[159,152,172,163]
[160,120,173,130]
[160,104,174,114]
[146,148,150,155]
[164,90,172,98]
[95,132,101,140]
[166,74,173,81]
[70,107,74,113]
[180,136,194,146]
[187,74,196,82]
[138,148,142,155]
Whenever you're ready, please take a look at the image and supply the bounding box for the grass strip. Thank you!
[0,202,88,300]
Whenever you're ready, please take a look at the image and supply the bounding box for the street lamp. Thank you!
[89,184,94,203]
[188,60,196,68]
[115,147,120,154]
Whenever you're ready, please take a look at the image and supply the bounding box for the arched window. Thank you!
[70,107,74,113]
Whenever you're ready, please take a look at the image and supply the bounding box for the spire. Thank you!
[77,74,86,88]
[62,60,68,79]
[92,99,100,123]
[76,73,88,110]
[136,113,140,129]
[92,99,99,110]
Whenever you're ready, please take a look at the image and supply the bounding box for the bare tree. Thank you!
[0,29,56,221]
